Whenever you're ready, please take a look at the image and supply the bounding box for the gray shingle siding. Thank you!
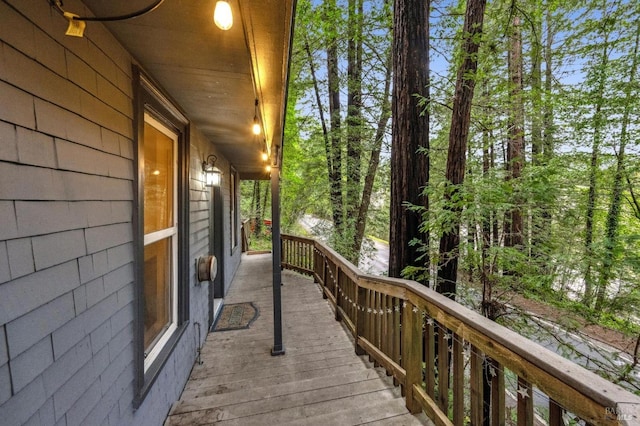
[0,1,240,424]
[0,242,10,284]
[6,238,34,279]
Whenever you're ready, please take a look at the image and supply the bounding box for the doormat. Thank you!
[211,302,259,332]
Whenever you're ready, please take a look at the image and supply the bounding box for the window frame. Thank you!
[133,67,190,406]
[230,167,238,253]
[141,113,179,369]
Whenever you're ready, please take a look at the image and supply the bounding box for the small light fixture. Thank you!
[265,165,271,173]
[64,12,86,37]
[214,1,233,30]
[252,99,261,135]
[202,154,222,186]
[261,151,268,162]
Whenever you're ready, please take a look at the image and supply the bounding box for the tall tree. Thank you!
[529,0,550,264]
[325,0,344,235]
[295,0,393,263]
[505,13,525,251]
[388,0,430,281]
[436,0,488,297]
[583,2,613,306]
[346,0,364,223]
[353,45,392,259]
[595,17,640,311]
[542,4,554,162]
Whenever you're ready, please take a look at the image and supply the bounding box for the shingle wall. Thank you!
[0,1,235,424]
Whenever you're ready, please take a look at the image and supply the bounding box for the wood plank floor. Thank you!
[165,253,430,426]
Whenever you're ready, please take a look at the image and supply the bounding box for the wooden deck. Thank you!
[165,253,430,426]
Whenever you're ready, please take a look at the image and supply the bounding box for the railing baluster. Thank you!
[549,399,564,426]
[437,322,450,413]
[452,333,464,426]
[425,317,436,400]
[381,294,390,369]
[321,255,328,298]
[374,291,381,358]
[313,246,320,282]
[392,297,401,387]
[356,284,366,356]
[335,268,341,321]
[365,289,372,346]
[346,274,352,321]
[352,277,357,322]
[402,301,422,414]
[490,358,505,426]
[331,262,337,299]
[351,276,358,337]
[470,345,483,426]
[517,376,534,426]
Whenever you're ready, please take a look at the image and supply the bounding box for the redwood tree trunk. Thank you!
[388,0,430,281]
[435,0,487,297]
[326,0,344,233]
[505,15,525,251]
[346,0,363,224]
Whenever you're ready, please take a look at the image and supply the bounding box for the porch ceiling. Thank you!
[82,0,295,179]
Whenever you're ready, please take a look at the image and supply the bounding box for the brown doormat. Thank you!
[211,302,259,332]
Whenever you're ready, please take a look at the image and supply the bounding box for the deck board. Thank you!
[165,253,430,426]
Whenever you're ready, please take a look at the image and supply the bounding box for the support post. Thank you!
[271,165,285,356]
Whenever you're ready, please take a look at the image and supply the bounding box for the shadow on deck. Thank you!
[165,253,430,425]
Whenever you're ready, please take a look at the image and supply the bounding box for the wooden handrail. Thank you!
[281,234,640,425]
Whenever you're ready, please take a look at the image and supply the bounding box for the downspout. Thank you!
[271,0,298,356]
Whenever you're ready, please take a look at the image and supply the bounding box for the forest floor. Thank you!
[508,292,638,358]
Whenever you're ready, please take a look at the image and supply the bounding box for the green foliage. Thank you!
[279,0,640,391]
[282,0,393,263]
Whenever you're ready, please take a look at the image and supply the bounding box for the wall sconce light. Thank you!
[202,154,222,186]
[214,1,233,30]
[252,99,261,135]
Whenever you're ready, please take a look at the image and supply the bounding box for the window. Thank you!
[133,68,189,404]
[142,114,178,368]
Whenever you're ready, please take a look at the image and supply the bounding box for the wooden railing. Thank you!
[281,234,640,426]
[281,234,314,275]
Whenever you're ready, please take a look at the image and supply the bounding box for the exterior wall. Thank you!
[223,170,243,294]
[190,135,240,298]
[0,1,240,425]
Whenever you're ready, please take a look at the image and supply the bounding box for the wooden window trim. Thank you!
[230,167,238,254]
[132,67,190,407]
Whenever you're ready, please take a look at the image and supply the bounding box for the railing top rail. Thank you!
[363,274,639,410]
[289,234,362,281]
[281,233,312,243]
[281,234,640,416]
